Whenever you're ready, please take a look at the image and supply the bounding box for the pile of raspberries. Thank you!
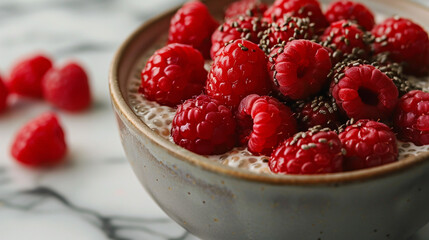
[139,0,429,174]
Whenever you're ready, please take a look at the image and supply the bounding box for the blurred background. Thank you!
[0,0,428,240]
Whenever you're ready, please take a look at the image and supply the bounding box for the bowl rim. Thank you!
[109,0,429,186]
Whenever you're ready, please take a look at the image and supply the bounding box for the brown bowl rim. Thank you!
[109,0,429,186]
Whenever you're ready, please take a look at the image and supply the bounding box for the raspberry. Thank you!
[269,40,331,100]
[339,119,398,170]
[171,95,237,155]
[321,20,370,61]
[11,112,67,167]
[263,0,328,33]
[372,17,429,76]
[270,127,344,174]
[224,0,267,19]
[168,1,219,59]
[259,16,315,52]
[8,54,53,98]
[325,0,375,31]
[207,39,271,109]
[295,96,342,131]
[237,94,297,155]
[394,90,429,146]
[140,44,207,107]
[0,74,8,112]
[330,64,398,120]
[210,16,267,59]
[42,62,91,112]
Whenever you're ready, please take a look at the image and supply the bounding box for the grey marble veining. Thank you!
[0,0,428,240]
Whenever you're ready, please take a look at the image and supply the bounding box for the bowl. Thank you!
[109,0,429,239]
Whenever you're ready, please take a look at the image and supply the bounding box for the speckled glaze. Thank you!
[110,1,429,239]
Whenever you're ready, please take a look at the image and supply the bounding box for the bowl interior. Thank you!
[110,0,429,185]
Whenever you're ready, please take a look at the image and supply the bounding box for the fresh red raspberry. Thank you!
[0,74,8,112]
[259,16,315,52]
[295,96,342,131]
[42,62,91,112]
[210,16,267,59]
[325,0,375,31]
[330,64,398,120]
[339,119,398,170]
[270,127,344,174]
[321,20,370,61]
[168,1,219,59]
[394,90,429,146]
[225,0,268,19]
[263,0,328,33]
[269,40,331,100]
[8,54,53,98]
[140,44,207,107]
[171,95,237,155]
[237,94,297,155]
[11,112,67,167]
[207,39,271,109]
[372,17,429,76]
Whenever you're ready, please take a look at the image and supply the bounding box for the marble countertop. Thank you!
[0,0,428,240]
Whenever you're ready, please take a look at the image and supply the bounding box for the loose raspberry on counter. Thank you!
[8,54,52,98]
[42,62,91,112]
[259,16,315,52]
[171,95,237,155]
[330,63,398,120]
[210,16,268,59]
[321,20,370,62]
[207,39,271,109]
[11,112,67,167]
[269,40,331,100]
[237,94,297,155]
[339,119,398,170]
[372,17,429,76]
[224,0,267,19]
[140,44,207,107]
[263,0,328,33]
[325,0,375,31]
[294,96,342,131]
[0,74,8,112]
[394,90,429,146]
[168,1,219,59]
[270,126,344,174]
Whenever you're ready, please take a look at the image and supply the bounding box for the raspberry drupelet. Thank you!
[171,95,237,155]
[330,63,398,121]
[140,44,207,107]
[210,15,268,59]
[42,62,91,112]
[372,17,429,76]
[270,126,344,174]
[263,0,328,33]
[325,0,375,31]
[168,1,219,59]
[224,0,267,19]
[8,54,53,98]
[206,39,271,109]
[237,94,298,155]
[11,112,67,167]
[269,39,332,100]
[339,119,398,170]
[394,90,429,146]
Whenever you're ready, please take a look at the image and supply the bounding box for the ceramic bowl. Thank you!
[109,0,429,239]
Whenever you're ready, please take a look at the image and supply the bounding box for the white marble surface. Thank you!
[0,0,428,240]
